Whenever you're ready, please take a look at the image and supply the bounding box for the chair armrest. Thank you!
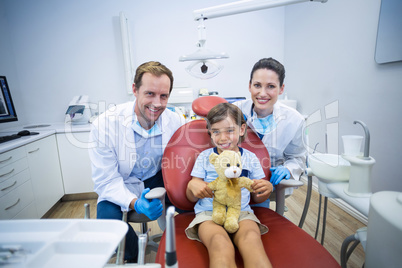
[278,179,304,188]
[274,179,304,215]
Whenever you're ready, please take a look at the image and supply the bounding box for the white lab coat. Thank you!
[233,99,306,180]
[88,101,184,211]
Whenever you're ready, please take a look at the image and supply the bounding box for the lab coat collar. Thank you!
[249,102,280,121]
[132,120,162,138]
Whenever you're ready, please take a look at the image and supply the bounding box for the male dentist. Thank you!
[89,61,184,262]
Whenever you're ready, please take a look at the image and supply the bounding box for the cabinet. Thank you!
[56,132,94,194]
[25,135,64,217]
[0,131,92,220]
[0,146,37,219]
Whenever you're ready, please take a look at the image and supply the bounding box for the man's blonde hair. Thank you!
[134,61,174,92]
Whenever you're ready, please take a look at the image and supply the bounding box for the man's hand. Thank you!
[134,188,163,220]
[269,166,291,186]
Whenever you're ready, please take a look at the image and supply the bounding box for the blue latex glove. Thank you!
[269,165,291,186]
[134,188,163,221]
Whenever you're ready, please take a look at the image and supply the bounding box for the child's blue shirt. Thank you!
[191,147,265,214]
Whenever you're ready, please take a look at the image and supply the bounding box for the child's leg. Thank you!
[232,220,272,268]
[198,220,237,268]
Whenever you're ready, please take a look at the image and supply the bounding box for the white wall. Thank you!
[0,0,27,128]
[285,0,402,192]
[0,0,284,128]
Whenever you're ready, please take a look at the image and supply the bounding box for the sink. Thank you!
[308,153,351,183]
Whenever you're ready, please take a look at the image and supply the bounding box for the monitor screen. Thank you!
[224,97,246,103]
[0,76,18,123]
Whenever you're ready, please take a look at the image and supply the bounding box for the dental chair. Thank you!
[155,96,340,267]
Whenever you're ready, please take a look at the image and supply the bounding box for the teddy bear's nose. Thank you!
[233,170,237,174]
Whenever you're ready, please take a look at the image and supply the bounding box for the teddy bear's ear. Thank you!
[209,153,219,164]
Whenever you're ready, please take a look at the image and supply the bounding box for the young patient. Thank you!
[185,103,273,268]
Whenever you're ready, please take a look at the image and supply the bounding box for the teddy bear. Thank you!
[208,150,254,233]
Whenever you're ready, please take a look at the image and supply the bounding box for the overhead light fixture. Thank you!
[179,20,229,79]
[193,0,328,21]
[184,60,224,80]
[181,0,329,79]
[179,47,228,62]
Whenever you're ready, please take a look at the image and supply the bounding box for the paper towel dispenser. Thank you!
[65,95,92,125]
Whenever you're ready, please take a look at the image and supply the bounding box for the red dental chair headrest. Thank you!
[192,96,228,117]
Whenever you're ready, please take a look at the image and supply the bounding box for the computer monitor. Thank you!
[0,76,18,123]
[224,97,246,103]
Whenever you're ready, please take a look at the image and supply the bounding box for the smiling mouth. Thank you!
[147,106,160,113]
[219,143,231,149]
[256,98,270,104]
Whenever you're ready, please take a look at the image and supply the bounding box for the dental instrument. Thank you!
[116,211,128,265]
[137,233,148,266]
[165,206,178,268]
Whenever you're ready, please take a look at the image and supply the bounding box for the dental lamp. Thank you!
[179,19,229,79]
[180,0,328,79]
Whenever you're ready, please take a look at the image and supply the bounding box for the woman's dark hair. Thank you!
[249,57,285,87]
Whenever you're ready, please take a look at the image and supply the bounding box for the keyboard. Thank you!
[0,134,21,144]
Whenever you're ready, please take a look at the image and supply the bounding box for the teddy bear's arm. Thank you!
[238,177,254,192]
[208,179,218,191]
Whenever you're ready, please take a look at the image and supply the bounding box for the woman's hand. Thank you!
[186,177,214,202]
[251,179,273,203]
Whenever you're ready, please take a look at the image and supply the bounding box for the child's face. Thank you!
[209,116,246,154]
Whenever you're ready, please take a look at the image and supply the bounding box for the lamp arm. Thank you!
[193,0,328,21]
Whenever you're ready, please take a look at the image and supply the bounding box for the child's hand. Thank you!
[251,179,273,199]
[187,178,214,199]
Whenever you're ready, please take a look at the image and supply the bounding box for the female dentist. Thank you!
[233,58,306,199]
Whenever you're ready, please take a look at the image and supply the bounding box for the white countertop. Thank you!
[327,182,371,217]
[21,122,92,133]
[0,122,91,154]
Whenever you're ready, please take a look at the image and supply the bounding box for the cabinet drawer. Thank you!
[0,180,35,219]
[0,158,29,183]
[0,169,30,198]
[13,202,38,219]
[0,146,26,169]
